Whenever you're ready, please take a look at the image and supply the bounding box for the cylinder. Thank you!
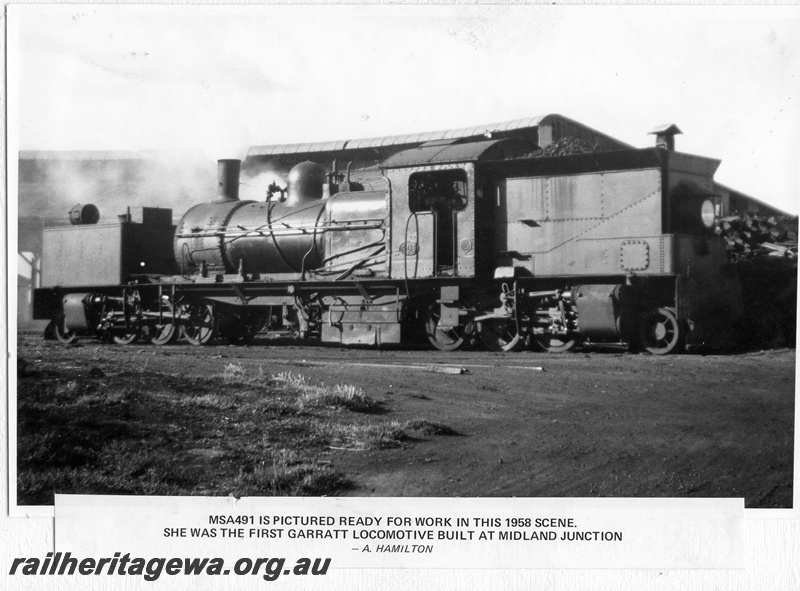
[63,293,91,332]
[573,284,622,339]
[217,159,241,202]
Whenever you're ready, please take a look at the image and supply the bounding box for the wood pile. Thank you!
[715,213,798,262]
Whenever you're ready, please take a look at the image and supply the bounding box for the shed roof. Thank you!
[381,138,531,168]
[247,115,553,158]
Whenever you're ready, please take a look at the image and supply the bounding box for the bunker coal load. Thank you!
[514,136,601,159]
[531,137,601,157]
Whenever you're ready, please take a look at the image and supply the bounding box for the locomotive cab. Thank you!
[382,138,532,281]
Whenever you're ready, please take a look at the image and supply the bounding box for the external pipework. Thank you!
[216,159,241,202]
[336,161,355,192]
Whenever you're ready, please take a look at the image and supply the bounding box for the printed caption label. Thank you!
[55,495,744,569]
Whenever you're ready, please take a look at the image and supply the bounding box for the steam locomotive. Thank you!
[33,125,742,354]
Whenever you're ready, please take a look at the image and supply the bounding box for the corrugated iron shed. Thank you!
[248,115,547,157]
[247,113,631,160]
[381,138,531,168]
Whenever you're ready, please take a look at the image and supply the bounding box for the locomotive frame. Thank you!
[33,133,742,355]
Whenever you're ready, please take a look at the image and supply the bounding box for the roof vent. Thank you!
[649,124,682,151]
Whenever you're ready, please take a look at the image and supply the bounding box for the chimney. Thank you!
[216,159,241,202]
[648,124,683,151]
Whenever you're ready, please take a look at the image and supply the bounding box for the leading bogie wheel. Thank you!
[639,307,683,355]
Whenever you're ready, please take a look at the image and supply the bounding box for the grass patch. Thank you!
[297,383,380,413]
[15,360,412,503]
[15,347,457,504]
[269,371,381,412]
[222,363,268,386]
[179,393,238,410]
[273,371,309,390]
[233,449,347,496]
[404,419,459,436]
[222,362,248,383]
[321,421,408,450]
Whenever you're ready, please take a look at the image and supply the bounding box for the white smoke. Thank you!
[18,151,217,227]
[239,166,288,203]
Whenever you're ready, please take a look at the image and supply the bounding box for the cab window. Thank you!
[409,169,468,212]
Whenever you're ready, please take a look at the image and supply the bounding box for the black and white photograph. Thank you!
[3,3,798,589]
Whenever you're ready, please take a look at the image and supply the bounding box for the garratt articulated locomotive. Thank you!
[33,125,742,354]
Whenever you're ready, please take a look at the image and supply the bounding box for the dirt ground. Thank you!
[14,332,795,508]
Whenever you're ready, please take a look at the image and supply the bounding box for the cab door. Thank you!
[387,166,471,279]
[407,169,467,277]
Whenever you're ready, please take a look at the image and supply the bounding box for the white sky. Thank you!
[8,4,800,213]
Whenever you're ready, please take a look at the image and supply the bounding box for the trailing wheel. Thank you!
[425,306,467,352]
[182,300,219,346]
[639,307,683,355]
[479,318,522,352]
